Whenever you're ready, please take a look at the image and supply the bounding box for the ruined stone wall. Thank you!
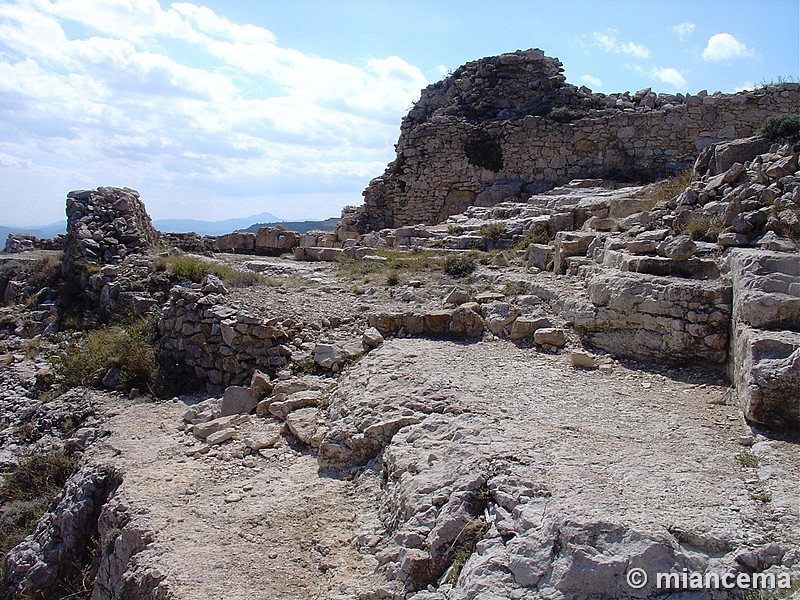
[3,233,64,254]
[158,284,293,392]
[357,49,800,231]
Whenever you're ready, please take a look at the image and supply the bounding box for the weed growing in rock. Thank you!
[153,254,264,287]
[444,255,477,278]
[735,450,759,468]
[502,280,529,296]
[447,224,465,236]
[479,222,506,243]
[12,422,40,443]
[446,517,489,585]
[684,216,723,242]
[53,317,156,391]
[513,225,552,249]
[761,114,800,151]
[644,168,695,206]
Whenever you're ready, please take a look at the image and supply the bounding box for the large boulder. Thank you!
[733,327,800,429]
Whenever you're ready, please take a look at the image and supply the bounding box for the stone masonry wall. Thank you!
[356,49,800,231]
[157,284,293,392]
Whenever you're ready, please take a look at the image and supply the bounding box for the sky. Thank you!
[0,0,798,226]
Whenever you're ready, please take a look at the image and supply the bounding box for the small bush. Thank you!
[547,106,584,123]
[761,115,800,150]
[444,255,477,278]
[502,280,529,296]
[736,450,759,468]
[53,318,156,390]
[479,222,506,243]
[684,216,724,241]
[513,226,552,249]
[447,224,465,236]
[645,168,695,206]
[153,254,263,287]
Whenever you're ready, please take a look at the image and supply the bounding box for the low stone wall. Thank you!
[164,227,340,256]
[3,233,64,254]
[729,250,800,429]
[157,284,293,391]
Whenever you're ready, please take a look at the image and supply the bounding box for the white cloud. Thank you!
[591,29,650,58]
[702,33,755,61]
[671,22,695,40]
[652,67,688,90]
[581,74,603,89]
[436,64,449,76]
[0,0,429,223]
[628,63,688,91]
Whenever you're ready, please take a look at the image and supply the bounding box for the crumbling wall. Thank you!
[157,284,293,392]
[62,187,161,311]
[355,48,800,231]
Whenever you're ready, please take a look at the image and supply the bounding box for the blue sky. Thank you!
[0,0,798,226]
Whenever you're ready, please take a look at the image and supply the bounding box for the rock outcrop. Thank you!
[730,250,800,429]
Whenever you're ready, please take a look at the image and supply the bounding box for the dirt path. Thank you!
[101,399,382,600]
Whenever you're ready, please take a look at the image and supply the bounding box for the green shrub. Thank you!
[447,224,465,236]
[513,226,552,249]
[386,270,400,286]
[736,450,759,468]
[444,255,477,278]
[547,106,584,123]
[464,130,503,172]
[761,115,800,150]
[479,222,506,243]
[153,254,263,287]
[684,216,723,241]
[0,450,77,584]
[53,318,156,390]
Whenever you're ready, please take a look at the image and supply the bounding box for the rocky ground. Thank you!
[2,252,798,599]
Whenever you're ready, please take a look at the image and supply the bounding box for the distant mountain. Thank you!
[0,221,66,241]
[153,212,281,235]
[239,217,339,234]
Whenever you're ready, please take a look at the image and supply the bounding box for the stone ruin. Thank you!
[1,47,800,600]
[349,48,800,231]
